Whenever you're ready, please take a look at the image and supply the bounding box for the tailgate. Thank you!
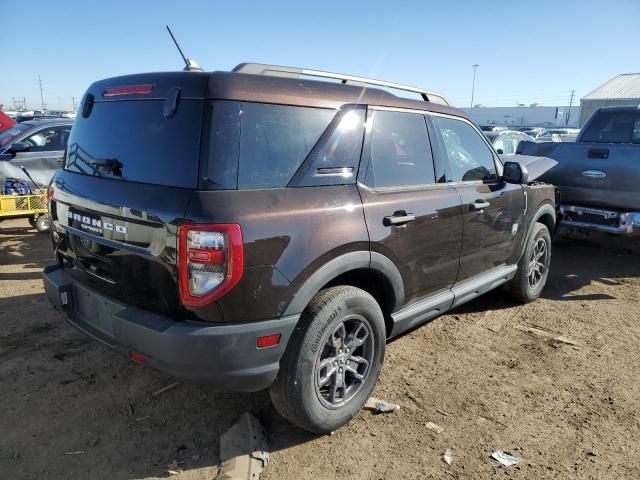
[50,170,193,318]
[522,142,640,210]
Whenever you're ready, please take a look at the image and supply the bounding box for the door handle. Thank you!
[587,148,609,159]
[470,200,490,211]
[383,212,416,227]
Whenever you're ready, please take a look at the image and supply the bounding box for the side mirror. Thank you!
[8,142,30,154]
[503,161,529,185]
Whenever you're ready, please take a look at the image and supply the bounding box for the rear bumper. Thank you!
[560,205,640,236]
[42,265,298,391]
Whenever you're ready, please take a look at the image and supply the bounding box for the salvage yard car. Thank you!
[0,117,73,187]
[43,63,556,433]
[484,130,536,155]
[519,106,640,236]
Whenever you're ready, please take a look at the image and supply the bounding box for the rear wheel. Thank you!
[506,222,551,302]
[270,286,386,434]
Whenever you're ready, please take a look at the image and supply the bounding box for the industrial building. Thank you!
[463,105,580,128]
[579,73,640,125]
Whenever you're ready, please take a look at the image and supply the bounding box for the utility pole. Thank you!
[470,64,479,109]
[566,90,575,126]
[72,97,77,111]
[38,75,45,111]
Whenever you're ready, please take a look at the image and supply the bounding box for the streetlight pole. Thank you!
[470,64,479,109]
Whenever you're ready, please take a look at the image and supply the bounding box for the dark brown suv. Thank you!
[43,63,556,433]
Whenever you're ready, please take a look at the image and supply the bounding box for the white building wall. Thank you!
[462,106,581,128]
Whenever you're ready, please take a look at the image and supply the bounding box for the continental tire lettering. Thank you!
[311,305,342,353]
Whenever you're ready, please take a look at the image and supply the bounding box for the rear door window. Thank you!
[581,110,640,143]
[366,110,436,188]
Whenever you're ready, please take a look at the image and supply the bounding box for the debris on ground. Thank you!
[443,448,453,466]
[166,459,183,476]
[516,325,580,347]
[219,412,269,480]
[363,397,401,413]
[425,422,444,434]
[152,381,182,398]
[64,451,85,455]
[491,451,521,467]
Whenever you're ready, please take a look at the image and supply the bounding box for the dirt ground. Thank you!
[1,217,639,480]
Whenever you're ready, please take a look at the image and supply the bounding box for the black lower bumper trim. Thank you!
[42,265,298,391]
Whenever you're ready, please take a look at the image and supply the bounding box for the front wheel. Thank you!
[270,286,386,434]
[505,222,552,303]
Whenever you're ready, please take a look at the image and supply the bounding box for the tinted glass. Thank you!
[291,107,366,187]
[200,101,241,189]
[368,110,435,188]
[203,101,336,190]
[432,116,497,182]
[581,110,640,143]
[24,125,72,152]
[65,99,202,188]
[238,103,335,189]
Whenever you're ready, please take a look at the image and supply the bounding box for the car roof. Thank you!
[21,117,74,127]
[85,68,470,121]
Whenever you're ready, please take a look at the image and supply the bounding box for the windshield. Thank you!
[0,123,30,148]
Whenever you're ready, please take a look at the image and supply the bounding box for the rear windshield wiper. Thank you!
[89,158,123,177]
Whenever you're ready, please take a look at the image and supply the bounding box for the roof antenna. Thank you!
[166,25,203,72]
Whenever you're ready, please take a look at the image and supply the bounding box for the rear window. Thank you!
[65,99,203,188]
[581,110,640,143]
[201,101,336,189]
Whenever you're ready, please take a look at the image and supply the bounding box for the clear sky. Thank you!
[1,0,638,111]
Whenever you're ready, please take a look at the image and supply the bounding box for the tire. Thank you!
[28,217,38,229]
[34,214,51,233]
[506,222,552,303]
[270,286,386,434]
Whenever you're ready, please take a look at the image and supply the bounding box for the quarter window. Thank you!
[367,110,435,188]
[237,103,335,189]
[203,101,336,189]
[432,116,497,182]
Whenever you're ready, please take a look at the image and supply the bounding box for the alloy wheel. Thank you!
[314,315,374,409]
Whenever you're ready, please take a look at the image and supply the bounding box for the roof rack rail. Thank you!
[232,63,450,106]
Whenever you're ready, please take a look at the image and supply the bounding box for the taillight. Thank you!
[178,224,243,307]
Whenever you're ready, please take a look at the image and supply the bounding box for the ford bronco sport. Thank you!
[43,63,556,433]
